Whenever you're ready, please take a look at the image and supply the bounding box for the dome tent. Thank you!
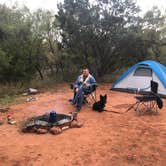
[112,60,166,97]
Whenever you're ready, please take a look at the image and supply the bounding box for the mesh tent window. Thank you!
[133,67,152,77]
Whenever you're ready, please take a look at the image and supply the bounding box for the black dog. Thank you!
[92,95,122,114]
[93,94,107,112]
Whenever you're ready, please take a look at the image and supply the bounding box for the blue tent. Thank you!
[112,60,166,96]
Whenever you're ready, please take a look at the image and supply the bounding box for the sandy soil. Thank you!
[0,84,166,166]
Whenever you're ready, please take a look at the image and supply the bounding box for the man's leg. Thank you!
[69,89,77,104]
[73,86,95,111]
[75,88,84,111]
[75,87,93,111]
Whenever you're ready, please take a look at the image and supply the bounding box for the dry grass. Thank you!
[0,77,63,106]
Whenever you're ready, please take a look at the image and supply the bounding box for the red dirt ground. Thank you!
[0,84,166,166]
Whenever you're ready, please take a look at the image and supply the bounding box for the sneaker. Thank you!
[75,106,81,112]
[69,99,73,102]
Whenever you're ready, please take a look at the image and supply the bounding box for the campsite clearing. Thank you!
[0,84,165,166]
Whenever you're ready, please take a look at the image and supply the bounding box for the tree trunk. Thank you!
[35,66,44,80]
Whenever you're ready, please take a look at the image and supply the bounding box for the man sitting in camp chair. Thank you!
[70,68,97,112]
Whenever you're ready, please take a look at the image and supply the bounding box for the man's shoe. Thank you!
[69,99,73,102]
[69,99,76,105]
[75,106,81,112]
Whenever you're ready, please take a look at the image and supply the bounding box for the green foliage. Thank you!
[56,0,141,76]
[0,1,166,93]
[0,5,62,83]
[0,5,35,83]
[57,1,166,75]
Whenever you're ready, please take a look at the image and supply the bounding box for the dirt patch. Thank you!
[0,84,166,166]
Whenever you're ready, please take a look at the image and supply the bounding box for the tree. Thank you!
[56,0,140,76]
[0,5,61,82]
[138,7,166,62]
[0,4,36,83]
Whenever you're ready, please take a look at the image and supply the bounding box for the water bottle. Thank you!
[49,111,57,123]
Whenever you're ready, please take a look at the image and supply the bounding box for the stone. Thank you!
[50,127,62,135]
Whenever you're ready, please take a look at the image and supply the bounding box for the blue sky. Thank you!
[0,0,165,14]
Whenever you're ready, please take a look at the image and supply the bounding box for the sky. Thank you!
[0,0,165,14]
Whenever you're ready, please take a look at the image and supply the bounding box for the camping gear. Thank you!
[28,88,38,94]
[126,80,163,115]
[112,60,166,97]
[7,115,16,125]
[22,88,38,96]
[49,111,57,123]
[26,97,38,102]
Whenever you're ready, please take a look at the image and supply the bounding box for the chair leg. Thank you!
[94,91,97,102]
[84,91,97,107]
[134,102,141,112]
[155,103,158,113]
[136,100,158,115]
[137,102,144,115]
[153,101,158,114]
[89,94,95,105]
[91,93,96,102]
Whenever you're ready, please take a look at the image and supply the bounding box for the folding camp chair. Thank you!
[84,84,97,106]
[126,80,163,115]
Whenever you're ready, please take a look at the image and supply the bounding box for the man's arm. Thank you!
[85,75,96,87]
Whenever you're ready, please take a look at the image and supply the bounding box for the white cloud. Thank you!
[137,0,166,13]
[0,0,165,14]
[0,0,61,12]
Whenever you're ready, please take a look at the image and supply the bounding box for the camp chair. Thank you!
[126,80,163,115]
[83,84,97,106]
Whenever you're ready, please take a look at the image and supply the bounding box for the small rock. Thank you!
[70,120,83,128]
[50,127,62,135]
[36,128,48,134]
